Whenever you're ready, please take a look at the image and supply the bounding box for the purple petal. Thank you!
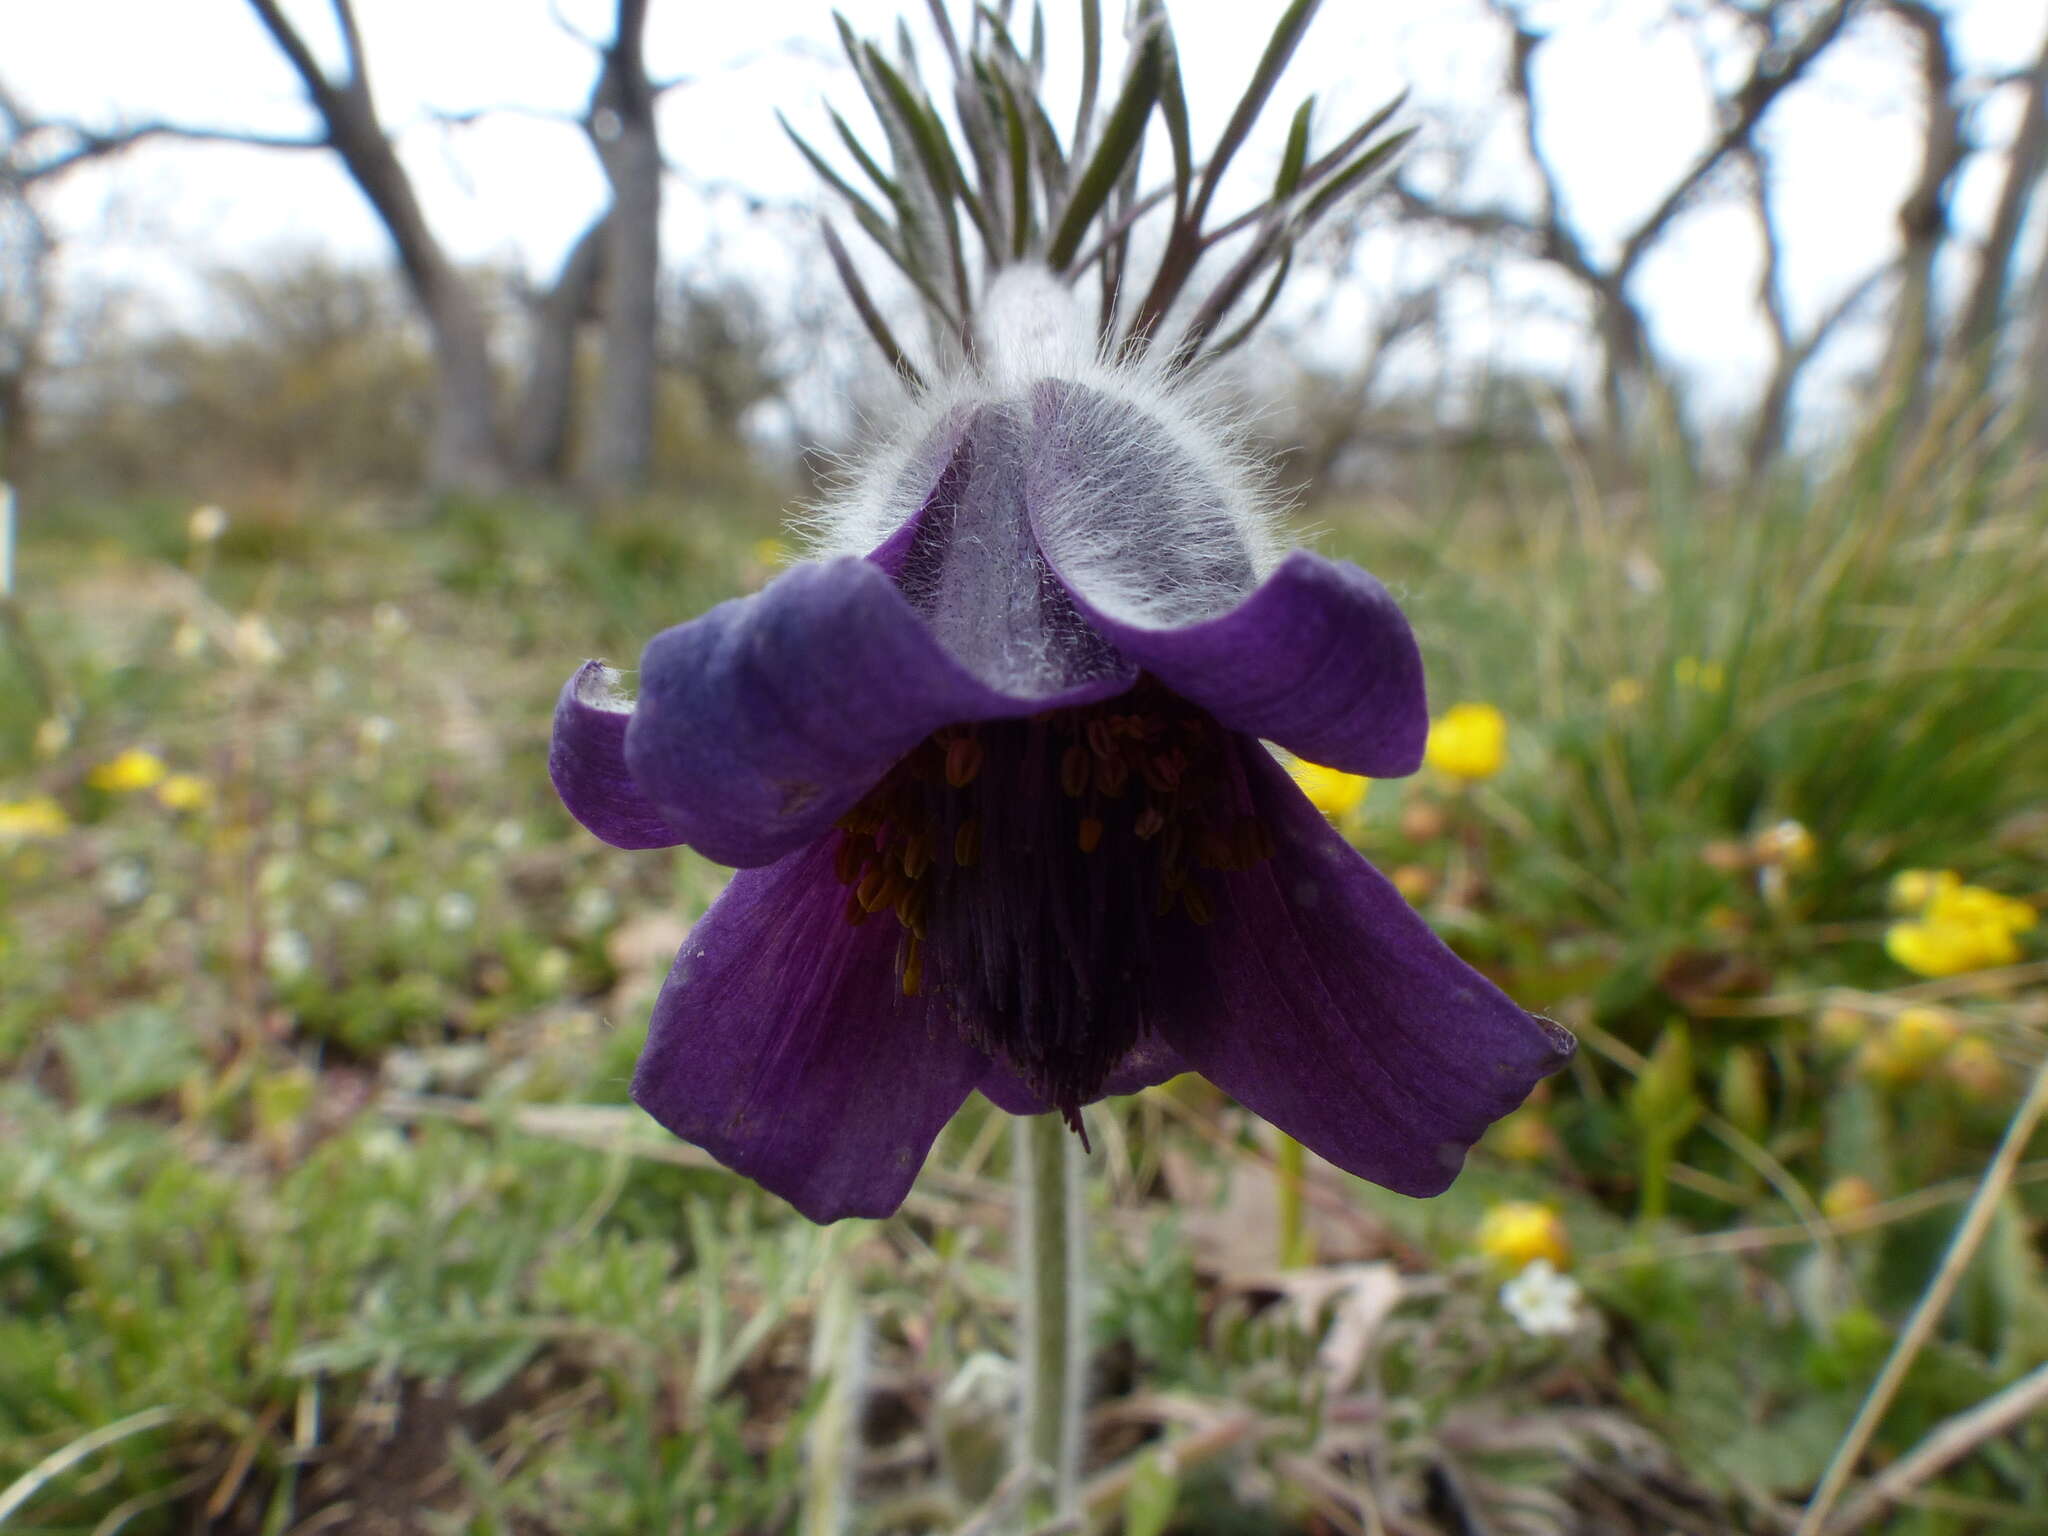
[626,557,1133,868]
[550,662,687,850]
[1161,746,1574,1197]
[1023,381,1427,776]
[1072,551,1429,778]
[632,838,990,1222]
[976,1035,1190,1116]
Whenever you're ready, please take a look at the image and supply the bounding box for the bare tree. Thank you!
[1949,23,2048,370]
[1740,142,1888,475]
[240,0,510,490]
[1873,0,1967,425]
[1389,0,1857,445]
[21,0,671,494]
[582,0,662,489]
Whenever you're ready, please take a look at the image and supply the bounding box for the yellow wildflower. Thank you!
[1861,1005,1960,1083]
[1885,878,2034,978]
[1425,703,1507,782]
[752,537,787,569]
[187,504,228,543]
[88,748,167,794]
[156,773,212,812]
[1474,1201,1570,1270]
[1606,676,1644,709]
[1285,757,1369,822]
[1945,1036,2008,1100]
[1489,1109,1559,1163]
[1674,657,1724,693]
[1752,819,1816,870]
[1888,868,1957,913]
[1821,1176,1881,1222]
[1390,863,1437,904]
[0,795,70,841]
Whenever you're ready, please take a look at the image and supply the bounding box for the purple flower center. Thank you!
[832,678,1274,1128]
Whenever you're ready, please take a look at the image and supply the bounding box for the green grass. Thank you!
[1,420,2044,1533]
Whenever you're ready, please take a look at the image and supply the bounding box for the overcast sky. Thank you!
[10,0,2048,439]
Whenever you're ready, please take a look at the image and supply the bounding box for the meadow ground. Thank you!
[2,417,2046,1534]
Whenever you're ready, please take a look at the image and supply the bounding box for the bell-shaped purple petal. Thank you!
[550,663,689,850]
[1160,746,1574,1197]
[1023,381,1428,777]
[632,836,990,1222]
[623,556,1134,868]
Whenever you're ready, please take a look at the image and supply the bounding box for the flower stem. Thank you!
[1017,1111,1083,1519]
[1276,1131,1311,1268]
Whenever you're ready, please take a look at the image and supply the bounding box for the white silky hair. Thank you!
[800,265,1288,632]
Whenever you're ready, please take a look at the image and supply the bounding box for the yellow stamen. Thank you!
[944,735,983,787]
[1077,816,1104,853]
[901,936,924,997]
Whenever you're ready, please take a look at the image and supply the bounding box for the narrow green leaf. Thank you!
[1298,126,1415,227]
[925,0,963,73]
[990,65,1037,258]
[819,219,928,391]
[1275,95,1314,200]
[1193,0,1323,223]
[1154,10,1194,221]
[1073,0,1102,163]
[1299,89,1407,189]
[827,107,899,201]
[1046,16,1165,270]
[1191,243,1293,366]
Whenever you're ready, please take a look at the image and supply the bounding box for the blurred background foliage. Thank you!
[2,0,2047,1532]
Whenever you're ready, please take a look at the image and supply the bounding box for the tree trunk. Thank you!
[2026,242,2048,451]
[582,0,661,493]
[514,213,609,480]
[1950,25,2048,367]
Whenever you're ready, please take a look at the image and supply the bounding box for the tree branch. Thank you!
[10,122,325,185]
[1615,0,1857,280]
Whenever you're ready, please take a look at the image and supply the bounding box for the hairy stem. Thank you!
[1018,1111,1083,1519]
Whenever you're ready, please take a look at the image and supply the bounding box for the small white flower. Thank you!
[435,891,477,931]
[233,614,284,667]
[569,886,617,933]
[1500,1259,1583,1338]
[264,928,313,979]
[491,818,526,851]
[323,880,368,916]
[188,504,229,543]
[99,858,150,907]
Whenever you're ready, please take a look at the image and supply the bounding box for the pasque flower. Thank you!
[550,272,1572,1222]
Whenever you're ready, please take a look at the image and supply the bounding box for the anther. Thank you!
[1086,719,1117,759]
[834,835,867,886]
[1132,804,1166,840]
[1095,753,1129,797]
[1077,816,1104,854]
[863,868,909,914]
[902,832,932,880]
[856,866,888,912]
[1182,881,1215,926]
[944,735,983,788]
[1060,743,1092,798]
[953,817,980,867]
[901,935,924,997]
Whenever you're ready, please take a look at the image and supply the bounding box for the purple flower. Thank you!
[551,356,1572,1222]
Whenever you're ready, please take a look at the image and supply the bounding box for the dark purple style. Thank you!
[551,379,1574,1222]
